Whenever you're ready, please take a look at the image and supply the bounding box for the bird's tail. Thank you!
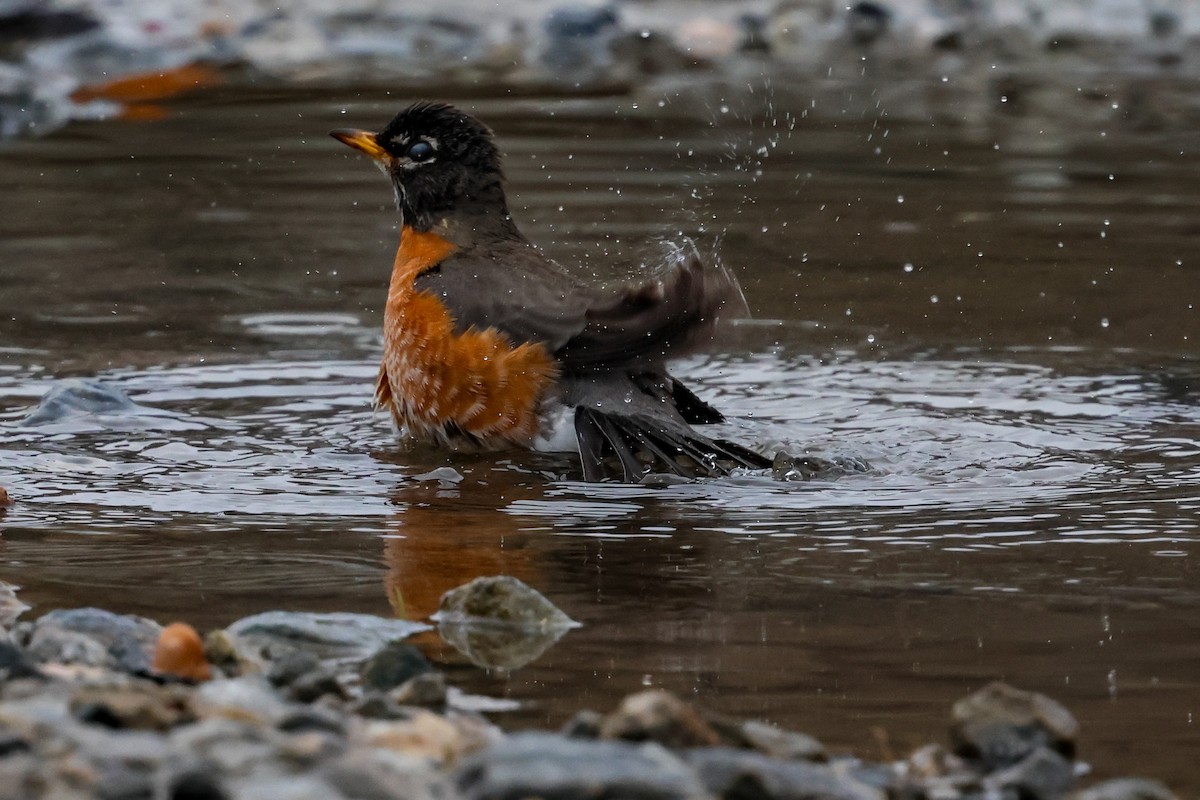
[574,407,769,482]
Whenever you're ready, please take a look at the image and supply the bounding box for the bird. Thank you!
[330,101,769,482]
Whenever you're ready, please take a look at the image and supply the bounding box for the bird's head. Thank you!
[331,102,509,232]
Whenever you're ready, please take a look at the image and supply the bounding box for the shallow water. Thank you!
[1,88,1198,788]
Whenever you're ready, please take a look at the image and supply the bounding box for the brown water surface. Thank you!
[1,88,1198,789]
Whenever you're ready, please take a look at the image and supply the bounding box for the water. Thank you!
[1,88,1198,788]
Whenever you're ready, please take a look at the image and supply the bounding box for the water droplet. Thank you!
[896,194,904,204]
[930,295,939,304]
[1100,318,1110,328]
[866,333,876,344]
[903,263,914,273]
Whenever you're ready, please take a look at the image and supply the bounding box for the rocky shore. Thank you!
[3,0,1200,140]
[0,579,1177,800]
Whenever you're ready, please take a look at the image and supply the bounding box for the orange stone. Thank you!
[152,622,212,682]
[0,486,11,507]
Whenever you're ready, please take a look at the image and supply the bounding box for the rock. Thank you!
[560,709,603,739]
[223,611,428,674]
[21,379,140,423]
[600,689,720,748]
[226,774,338,800]
[277,706,346,737]
[454,731,706,800]
[18,379,198,431]
[434,576,577,630]
[0,582,31,630]
[152,623,211,683]
[361,642,432,693]
[0,640,43,681]
[0,486,11,507]
[434,577,578,670]
[69,683,192,731]
[983,746,1077,799]
[951,682,1078,769]
[712,717,827,762]
[390,671,447,708]
[1071,778,1178,800]
[365,709,480,764]
[321,749,459,800]
[165,767,231,800]
[190,676,288,726]
[685,747,886,800]
[412,467,464,484]
[94,762,154,800]
[24,608,162,674]
[287,665,348,704]
[266,648,322,688]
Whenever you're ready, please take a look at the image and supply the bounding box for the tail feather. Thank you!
[574,407,768,482]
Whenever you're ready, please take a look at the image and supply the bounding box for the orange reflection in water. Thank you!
[71,64,223,121]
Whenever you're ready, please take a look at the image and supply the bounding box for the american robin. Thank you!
[331,102,769,482]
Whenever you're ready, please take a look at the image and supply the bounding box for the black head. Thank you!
[331,102,511,232]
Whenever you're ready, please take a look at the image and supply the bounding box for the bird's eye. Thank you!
[406,141,435,162]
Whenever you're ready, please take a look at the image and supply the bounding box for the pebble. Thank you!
[951,681,1079,768]
[22,608,162,674]
[434,575,579,670]
[599,689,721,748]
[361,642,432,693]
[1071,777,1178,800]
[455,731,707,800]
[151,623,211,683]
[0,585,1176,800]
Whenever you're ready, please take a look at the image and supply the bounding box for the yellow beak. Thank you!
[330,128,390,163]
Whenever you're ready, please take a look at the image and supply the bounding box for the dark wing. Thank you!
[415,240,743,372]
[413,241,593,354]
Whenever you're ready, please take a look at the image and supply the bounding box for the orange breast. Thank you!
[376,227,557,445]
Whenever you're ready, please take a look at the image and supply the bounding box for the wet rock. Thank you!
[434,576,578,670]
[983,746,1076,799]
[1071,778,1178,800]
[455,731,706,800]
[0,486,11,508]
[685,747,886,800]
[18,379,198,431]
[950,682,1078,769]
[24,608,162,674]
[152,623,211,683]
[413,467,464,484]
[600,689,720,748]
[223,611,428,674]
[435,576,576,630]
[361,642,432,693]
